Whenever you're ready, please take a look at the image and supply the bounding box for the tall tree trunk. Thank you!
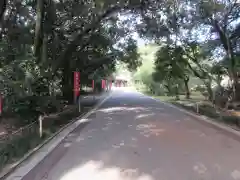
[34,0,44,58]
[0,0,6,24]
[216,74,222,87]
[213,20,238,101]
[61,63,73,104]
[184,77,190,99]
[164,84,171,95]
[175,84,180,100]
[205,82,213,101]
[226,36,238,101]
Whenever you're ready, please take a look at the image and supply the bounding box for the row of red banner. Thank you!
[73,71,127,98]
[74,72,113,98]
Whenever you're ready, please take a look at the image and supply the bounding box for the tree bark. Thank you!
[205,82,213,101]
[61,62,73,104]
[184,78,190,99]
[0,0,6,24]
[164,84,171,95]
[175,84,180,100]
[213,20,238,101]
[34,0,44,58]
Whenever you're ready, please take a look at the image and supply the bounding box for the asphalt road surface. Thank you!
[21,88,240,180]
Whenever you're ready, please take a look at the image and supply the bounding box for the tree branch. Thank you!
[34,0,44,57]
[0,0,6,24]
[223,0,238,30]
[51,3,145,75]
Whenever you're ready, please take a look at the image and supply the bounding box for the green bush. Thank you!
[222,115,240,127]
[6,96,40,125]
[198,105,220,119]
[0,99,95,170]
[173,102,240,127]
[0,124,42,169]
[5,96,64,126]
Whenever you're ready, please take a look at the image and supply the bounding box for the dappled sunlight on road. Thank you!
[98,107,126,113]
[60,160,154,180]
[135,113,155,119]
[98,107,147,113]
[42,99,178,180]
[19,91,240,180]
[136,123,166,137]
[111,86,137,92]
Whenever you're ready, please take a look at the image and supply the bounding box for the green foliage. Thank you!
[192,85,206,93]
[172,101,240,128]
[0,124,41,169]
[4,96,64,126]
[133,44,164,94]
[135,0,240,100]
[0,0,146,120]
[0,103,89,169]
[152,45,191,98]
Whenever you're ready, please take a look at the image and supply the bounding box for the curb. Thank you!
[1,92,112,180]
[142,93,240,142]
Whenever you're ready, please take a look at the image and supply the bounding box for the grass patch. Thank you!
[152,95,176,102]
[153,93,205,102]
[173,101,240,129]
[150,94,240,130]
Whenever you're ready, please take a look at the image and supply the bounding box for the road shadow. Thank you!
[22,92,240,180]
[21,93,177,180]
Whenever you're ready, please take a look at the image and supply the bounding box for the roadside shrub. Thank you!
[0,124,41,169]
[4,96,64,126]
[222,115,240,127]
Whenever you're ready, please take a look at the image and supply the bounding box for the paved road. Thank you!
[21,89,240,180]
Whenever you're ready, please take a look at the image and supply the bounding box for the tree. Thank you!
[133,44,163,94]
[190,0,240,100]
[0,0,147,120]
[153,45,190,99]
[0,0,6,24]
[135,0,240,102]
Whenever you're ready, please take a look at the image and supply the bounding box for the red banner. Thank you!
[92,80,94,90]
[74,71,80,97]
[101,80,105,89]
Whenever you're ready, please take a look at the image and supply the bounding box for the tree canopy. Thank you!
[133,0,240,102]
[1,0,240,118]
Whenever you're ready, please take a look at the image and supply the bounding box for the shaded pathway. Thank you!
[20,90,240,180]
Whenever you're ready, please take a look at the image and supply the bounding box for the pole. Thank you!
[92,79,95,101]
[196,103,199,114]
[0,94,2,116]
[78,96,81,113]
[106,80,108,91]
[39,115,43,138]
